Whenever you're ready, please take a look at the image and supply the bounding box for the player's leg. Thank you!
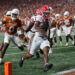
[67,27,74,45]
[13,35,24,51]
[74,35,75,45]
[19,36,42,67]
[40,40,53,72]
[54,37,57,47]
[49,28,55,54]
[0,43,9,58]
[0,33,10,64]
[65,27,69,46]
[57,29,63,46]
[54,28,57,47]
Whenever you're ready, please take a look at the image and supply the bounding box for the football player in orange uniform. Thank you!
[55,14,63,46]
[62,11,74,46]
[0,8,24,64]
[49,7,57,47]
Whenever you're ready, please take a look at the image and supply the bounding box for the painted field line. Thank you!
[5,48,75,56]
[53,46,75,50]
[9,45,75,49]
[5,46,75,56]
[51,69,75,75]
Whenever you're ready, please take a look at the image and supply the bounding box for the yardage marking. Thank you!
[5,46,75,56]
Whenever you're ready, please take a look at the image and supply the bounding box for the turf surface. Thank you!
[0,33,75,75]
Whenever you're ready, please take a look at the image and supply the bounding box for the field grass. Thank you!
[0,33,75,75]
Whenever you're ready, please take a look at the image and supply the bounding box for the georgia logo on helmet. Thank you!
[42,5,51,20]
[64,11,70,18]
[11,8,19,21]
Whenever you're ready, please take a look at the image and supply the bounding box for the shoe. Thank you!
[43,64,53,72]
[19,57,24,67]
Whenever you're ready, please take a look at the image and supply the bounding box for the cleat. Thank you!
[19,57,24,67]
[43,64,53,72]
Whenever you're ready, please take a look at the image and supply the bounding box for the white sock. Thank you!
[60,41,62,44]
[45,63,49,66]
[22,57,24,61]
[0,58,2,63]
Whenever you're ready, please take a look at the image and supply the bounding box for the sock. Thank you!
[45,63,49,66]
[0,58,2,63]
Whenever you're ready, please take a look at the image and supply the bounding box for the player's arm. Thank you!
[34,21,41,30]
[17,20,24,35]
[70,19,74,26]
[0,18,6,25]
[24,21,34,33]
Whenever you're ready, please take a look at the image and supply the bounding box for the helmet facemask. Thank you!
[43,11,50,21]
[11,9,19,21]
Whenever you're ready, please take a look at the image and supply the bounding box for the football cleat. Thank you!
[19,57,24,67]
[43,64,53,72]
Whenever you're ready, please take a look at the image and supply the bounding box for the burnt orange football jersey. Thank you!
[56,19,62,29]
[62,16,72,27]
[50,13,55,18]
[3,16,22,35]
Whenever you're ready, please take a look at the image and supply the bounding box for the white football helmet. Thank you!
[6,11,11,16]
[49,7,53,14]
[55,14,61,20]
[64,11,69,18]
[74,16,75,19]
[11,8,19,21]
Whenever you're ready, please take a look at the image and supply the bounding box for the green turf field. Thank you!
[0,33,75,75]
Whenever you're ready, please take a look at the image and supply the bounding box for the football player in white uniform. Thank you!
[19,6,53,72]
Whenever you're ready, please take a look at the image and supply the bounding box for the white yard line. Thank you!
[51,69,75,75]
[52,46,75,50]
[5,46,75,56]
